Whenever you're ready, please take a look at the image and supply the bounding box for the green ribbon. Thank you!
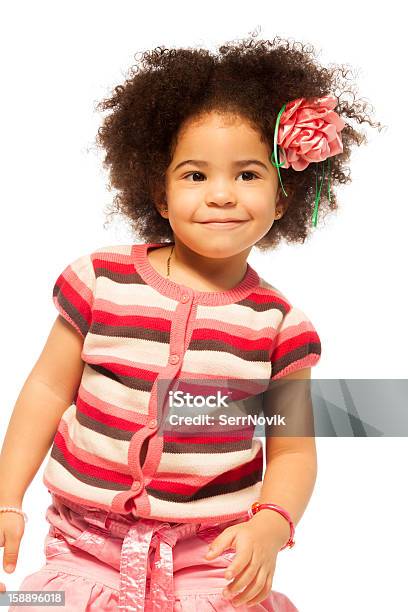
[312,157,332,227]
[270,102,333,228]
[270,103,288,197]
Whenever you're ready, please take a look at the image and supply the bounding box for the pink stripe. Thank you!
[194,317,279,340]
[150,449,262,494]
[76,395,143,432]
[54,430,131,486]
[272,353,320,380]
[56,272,92,323]
[93,299,175,319]
[78,386,148,424]
[192,327,271,350]
[274,328,319,360]
[57,418,130,473]
[93,310,172,332]
[80,357,159,381]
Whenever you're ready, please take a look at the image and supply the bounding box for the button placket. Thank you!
[131,480,142,492]
[167,292,193,368]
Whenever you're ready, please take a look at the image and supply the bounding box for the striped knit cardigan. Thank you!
[42,242,322,524]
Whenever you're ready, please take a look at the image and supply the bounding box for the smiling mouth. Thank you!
[199,221,248,229]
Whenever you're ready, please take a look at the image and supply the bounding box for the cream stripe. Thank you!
[80,366,151,416]
[95,244,133,256]
[43,457,120,506]
[279,306,315,330]
[65,254,94,295]
[148,481,262,519]
[84,335,170,368]
[98,276,178,310]
[196,303,282,330]
[183,350,272,378]
[61,406,130,464]
[157,439,262,475]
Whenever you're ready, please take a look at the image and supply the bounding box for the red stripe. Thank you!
[150,448,263,495]
[272,330,319,360]
[93,257,135,275]
[93,310,172,331]
[210,447,263,485]
[192,327,271,350]
[245,291,288,307]
[164,432,254,445]
[76,396,144,432]
[54,431,131,486]
[91,360,158,381]
[55,276,92,326]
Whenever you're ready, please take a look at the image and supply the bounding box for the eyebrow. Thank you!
[172,159,269,172]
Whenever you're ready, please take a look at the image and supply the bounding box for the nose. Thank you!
[205,178,236,206]
[204,183,237,207]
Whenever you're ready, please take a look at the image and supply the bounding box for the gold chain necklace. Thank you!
[166,245,174,277]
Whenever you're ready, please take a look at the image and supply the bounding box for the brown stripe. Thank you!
[272,342,321,377]
[163,438,253,454]
[89,364,155,392]
[188,338,269,362]
[76,410,135,441]
[237,297,287,314]
[90,322,170,343]
[50,445,130,491]
[147,470,262,503]
[54,293,89,336]
[95,267,148,286]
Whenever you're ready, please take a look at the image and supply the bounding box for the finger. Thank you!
[0,582,6,593]
[3,531,21,573]
[223,554,259,598]
[229,570,268,608]
[204,526,236,559]
[245,573,274,607]
[223,535,253,580]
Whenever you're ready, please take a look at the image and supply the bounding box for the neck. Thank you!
[162,239,252,291]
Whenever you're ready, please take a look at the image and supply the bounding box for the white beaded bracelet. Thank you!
[0,506,28,523]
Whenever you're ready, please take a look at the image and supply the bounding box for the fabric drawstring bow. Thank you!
[270,95,346,227]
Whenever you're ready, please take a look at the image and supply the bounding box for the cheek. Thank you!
[168,196,197,221]
[250,201,276,224]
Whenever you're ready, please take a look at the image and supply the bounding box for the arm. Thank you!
[0,315,85,506]
[250,367,317,547]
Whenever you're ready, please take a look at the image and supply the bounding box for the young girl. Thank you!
[0,34,380,611]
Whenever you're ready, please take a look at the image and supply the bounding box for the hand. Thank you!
[204,518,283,608]
[0,511,26,592]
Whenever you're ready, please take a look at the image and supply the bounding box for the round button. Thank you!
[169,354,180,365]
[148,418,157,428]
[181,294,190,303]
[131,480,141,491]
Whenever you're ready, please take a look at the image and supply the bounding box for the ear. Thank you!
[152,184,168,219]
[275,186,292,217]
[155,201,168,219]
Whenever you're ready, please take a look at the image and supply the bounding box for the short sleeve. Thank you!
[270,306,322,380]
[52,253,95,338]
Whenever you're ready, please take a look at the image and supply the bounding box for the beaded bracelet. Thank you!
[0,506,28,523]
[247,502,295,551]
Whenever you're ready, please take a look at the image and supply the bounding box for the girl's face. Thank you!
[160,111,283,259]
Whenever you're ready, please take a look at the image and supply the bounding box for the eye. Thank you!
[184,171,205,182]
[238,171,259,181]
[183,171,260,182]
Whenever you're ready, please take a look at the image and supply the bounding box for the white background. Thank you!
[1,1,407,610]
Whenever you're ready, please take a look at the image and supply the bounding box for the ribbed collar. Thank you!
[132,242,260,306]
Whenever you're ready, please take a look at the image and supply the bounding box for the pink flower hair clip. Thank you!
[270,95,346,227]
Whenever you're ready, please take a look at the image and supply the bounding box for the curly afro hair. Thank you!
[94,33,384,251]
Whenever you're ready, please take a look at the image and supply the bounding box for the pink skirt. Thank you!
[9,494,298,611]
